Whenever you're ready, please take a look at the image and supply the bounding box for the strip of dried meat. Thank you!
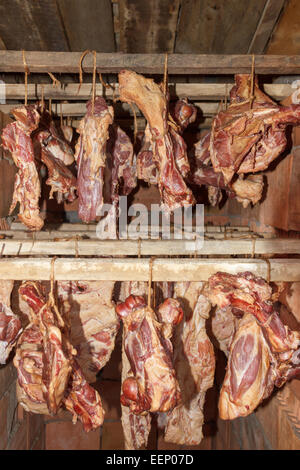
[58,281,119,384]
[164,282,215,446]
[37,108,75,166]
[119,70,195,211]
[210,74,300,183]
[1,105,44,231]
[119,281,152,450]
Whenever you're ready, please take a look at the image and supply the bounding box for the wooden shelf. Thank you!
[0,52,300,75]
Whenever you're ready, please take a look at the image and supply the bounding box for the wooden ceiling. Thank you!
[0,0,297,55]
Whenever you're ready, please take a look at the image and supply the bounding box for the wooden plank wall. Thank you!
[118,0,180,53]
[266,0,300,54]
[174,0,267,54]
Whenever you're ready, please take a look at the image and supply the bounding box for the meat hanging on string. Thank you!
[1,105,44,231]
[74,96,114,223]
[34,137,77,204]
[118,70,195,212]
[190,134,264,208]
[0,280,22,364]
[57,281,119,384]
[14,281,105,431]
[116,293,182,414]
[163,282,215,446]
[208,271,300,420]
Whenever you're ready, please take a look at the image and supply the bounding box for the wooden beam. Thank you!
[0,52,300,75]
[0,257,298,282]
[0,238,298,257]
[0,82,295,101]
[248,0,286,53]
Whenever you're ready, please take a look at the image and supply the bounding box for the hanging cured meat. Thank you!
[118,70,195,211]
[37,107,75,166]
[206,74,300,184]
[74,97,114,223]
[116,294,182,414]
[1,105,44,231]
[119,281,152,450]
[164,282,215,446]
[102,125,137,237]
[208,271,300,419]
[0,280,22,364]
[14,281,105,431]
[57,281,119,384]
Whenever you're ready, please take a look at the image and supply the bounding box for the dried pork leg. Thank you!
[218,314,275,420]
[164,282,215,446]
[19,281,74,415]
[0,280,22,364]
[1,105,43,231]
[119,70,195,211]
[58,281,119,384]
[74,97,114,223]
[119,281,152,450]
[116,295,181,414]
[208,271,300,418]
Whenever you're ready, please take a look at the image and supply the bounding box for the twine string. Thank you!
[22,50,30,106]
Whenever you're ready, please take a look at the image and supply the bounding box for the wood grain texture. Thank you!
[0,257,297,281]
[0,51,300,74]
[56,0,115,52]
[267,0,300,54]
[119,0,180,53]
[175,0,267,54]
[0,0,69,51]
[248,0,286,53]
[0,82,294,101]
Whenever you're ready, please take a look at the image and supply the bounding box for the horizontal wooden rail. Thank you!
[0,238,298,256]
[0,258,298,281]
[0,52,300,74]
[0,82,294,101]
